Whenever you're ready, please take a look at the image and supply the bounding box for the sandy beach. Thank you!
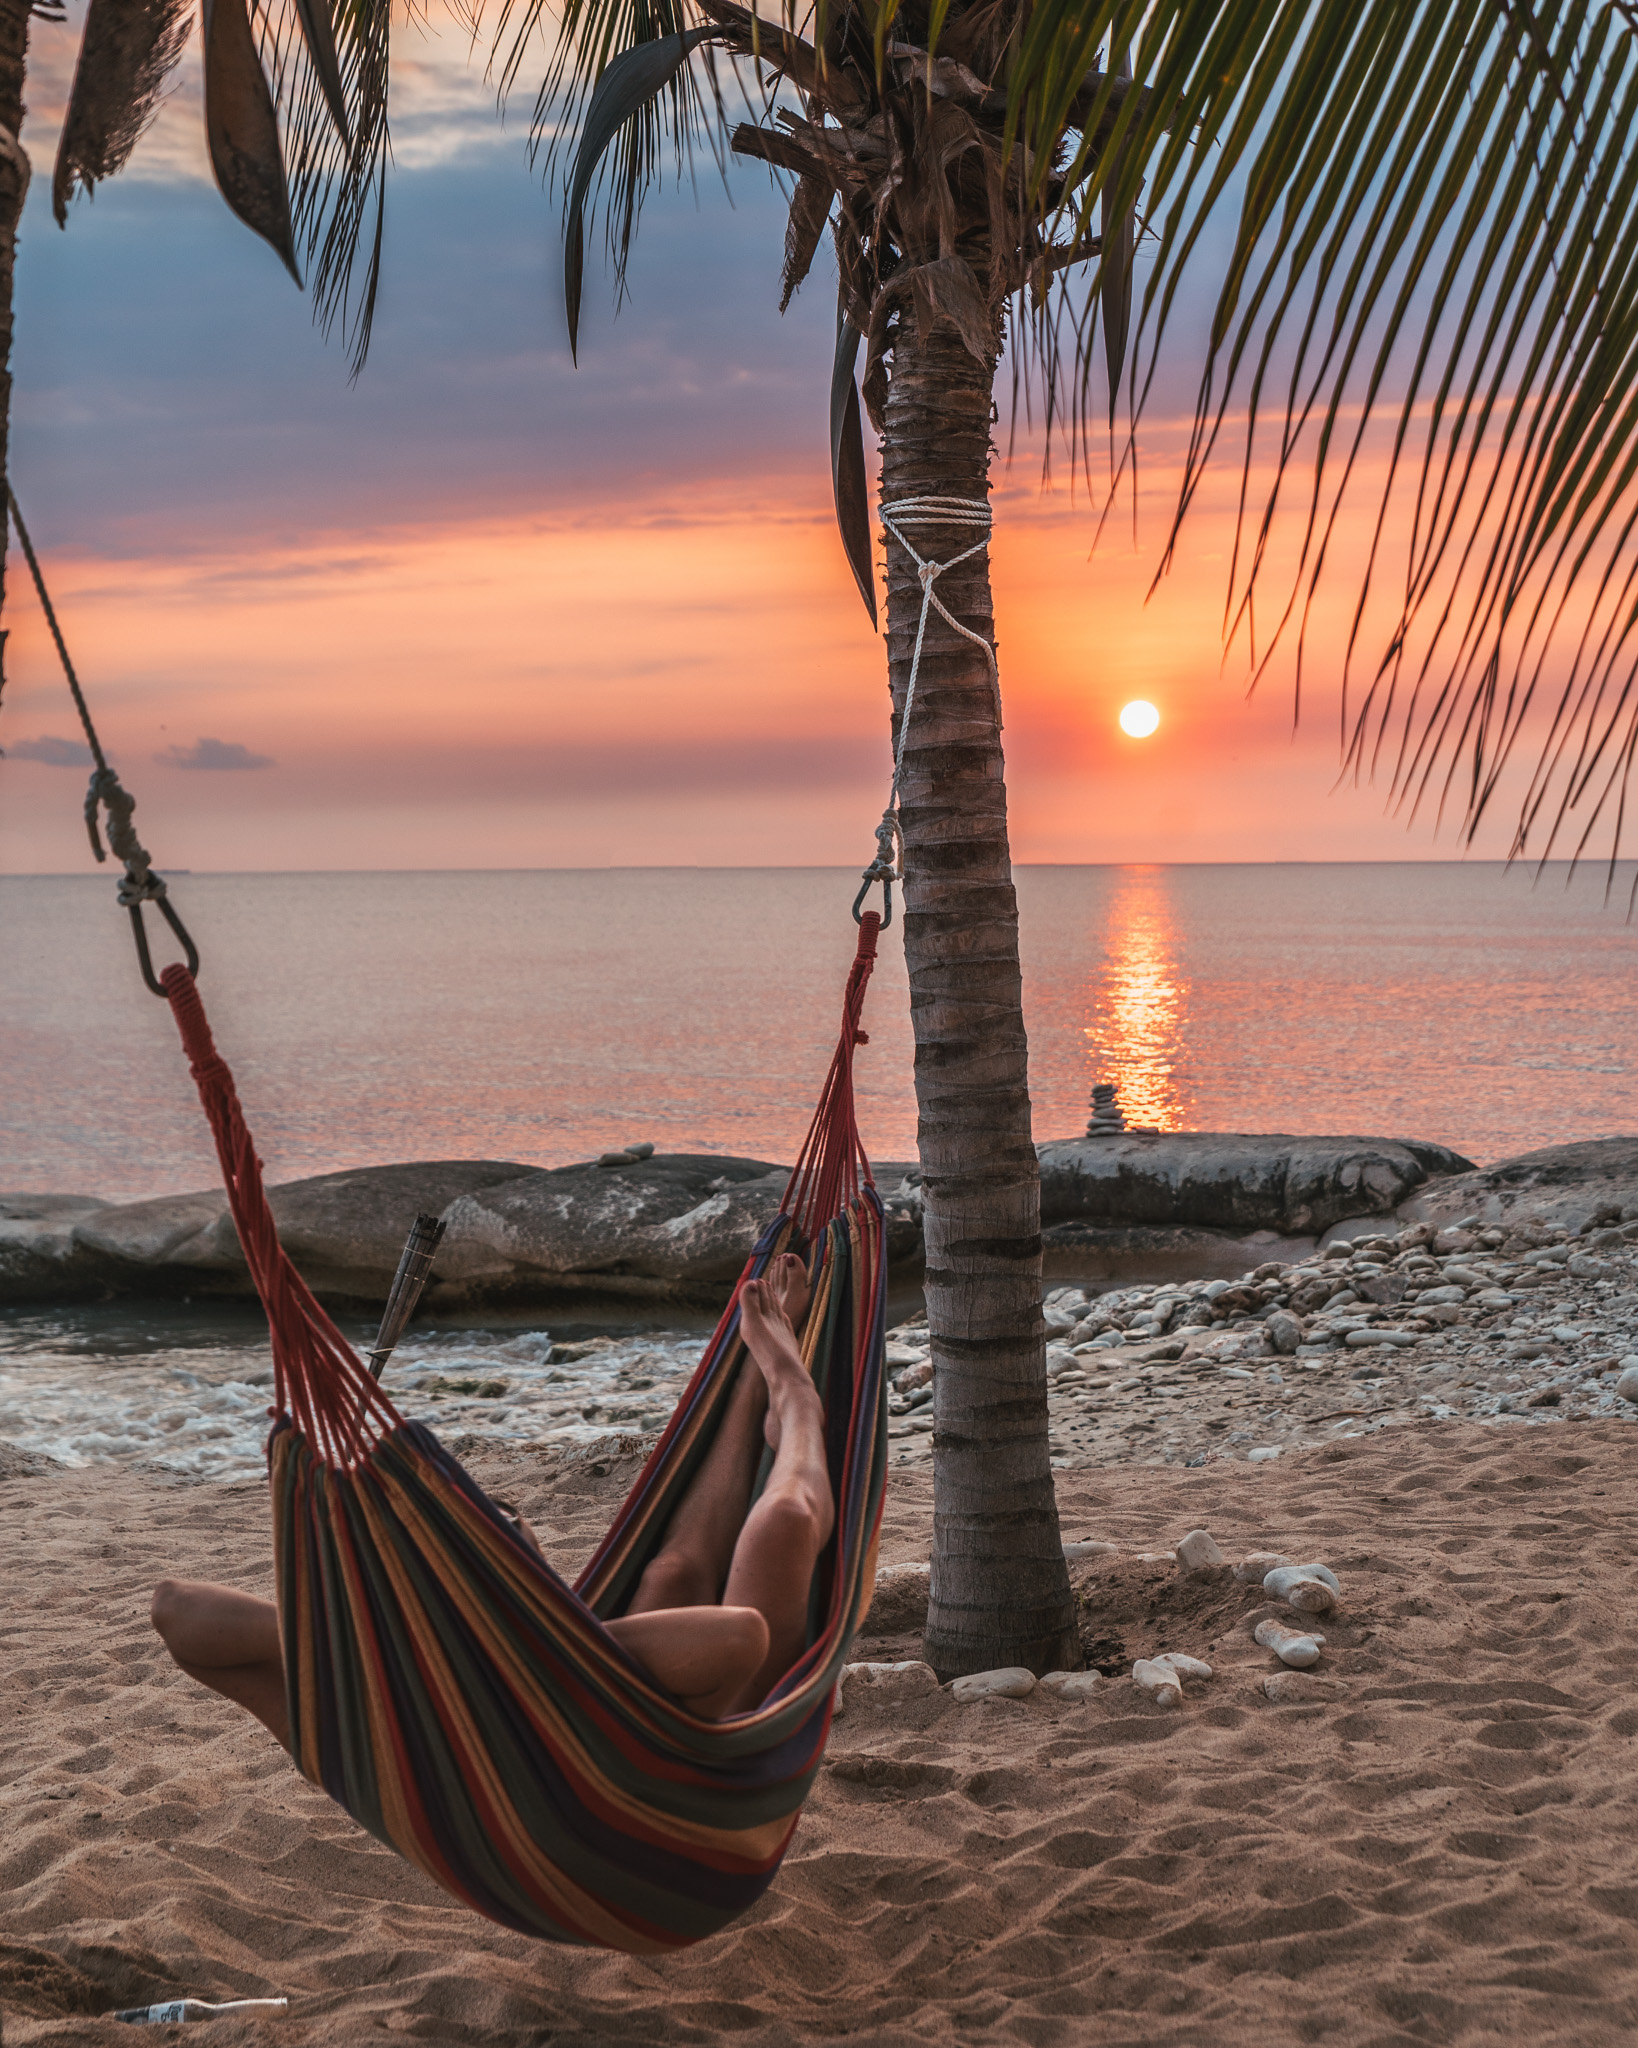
[5,1415,1638,2046]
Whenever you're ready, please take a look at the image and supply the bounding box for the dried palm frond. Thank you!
[52,0,192,226]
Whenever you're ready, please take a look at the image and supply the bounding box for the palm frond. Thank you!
[1005,1,1638,877]
[52,0,192,227]
[255,0,392,373]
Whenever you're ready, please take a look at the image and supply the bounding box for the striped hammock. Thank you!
[158,917,889,1952]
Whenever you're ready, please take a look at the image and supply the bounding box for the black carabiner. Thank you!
[852,867,894,929]
[127,890,200,997]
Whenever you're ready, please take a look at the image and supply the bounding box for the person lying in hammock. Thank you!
[149,1251,833,1734]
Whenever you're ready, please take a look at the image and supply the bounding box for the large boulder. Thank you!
[1396,1138,1638,1236]
[65,1162,535,1302]
[0,1195,114,1302]
[0,1134,1478,1310]
[1038,1133,1474,1237]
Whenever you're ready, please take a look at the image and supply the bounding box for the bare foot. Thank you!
[740,1258,819,1453]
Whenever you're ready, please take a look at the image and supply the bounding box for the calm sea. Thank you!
[4,864,1635,1200]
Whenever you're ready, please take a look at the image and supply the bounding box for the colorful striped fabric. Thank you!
[159,916,889,1951]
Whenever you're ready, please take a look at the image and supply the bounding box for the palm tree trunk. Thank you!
[879,317,1079,1681]
[0,0,30,652]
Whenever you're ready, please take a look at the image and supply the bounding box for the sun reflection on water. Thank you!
[1081,870,1193,1130]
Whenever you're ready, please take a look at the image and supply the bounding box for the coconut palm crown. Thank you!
[27,0,1638,1673]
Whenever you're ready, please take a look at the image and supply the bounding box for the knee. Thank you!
[754,1487,830,1555]
[150,1578,186,1642]
[636,1551,717,1612]
[719,1604,771,1671]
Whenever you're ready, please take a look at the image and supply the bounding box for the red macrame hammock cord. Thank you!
[160,911,882,1466]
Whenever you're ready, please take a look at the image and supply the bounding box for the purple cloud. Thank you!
[157,737,275,771]
[7,734,95,766]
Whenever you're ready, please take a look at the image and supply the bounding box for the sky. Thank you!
[0,10,1556,872]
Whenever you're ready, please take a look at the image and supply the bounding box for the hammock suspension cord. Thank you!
[6,489,200,995]
[853,496,998,927]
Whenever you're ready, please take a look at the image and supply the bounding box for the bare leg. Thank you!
[603,1605,770,1720]
[717,1269,836,1713]
[150,1578,290,1749]
[626,1252,812,1615]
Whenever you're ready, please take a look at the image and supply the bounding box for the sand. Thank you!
[5,1421,1638,2047]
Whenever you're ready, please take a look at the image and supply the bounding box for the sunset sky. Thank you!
[0,14,1535,873]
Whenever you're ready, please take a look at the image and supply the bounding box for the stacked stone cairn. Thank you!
[1087,1083,1127,1137]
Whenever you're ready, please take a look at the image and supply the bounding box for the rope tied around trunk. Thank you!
[854,497,998,927]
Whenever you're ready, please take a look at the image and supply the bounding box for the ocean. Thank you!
[4,863,1635,1198]
[5,863,1634,1478]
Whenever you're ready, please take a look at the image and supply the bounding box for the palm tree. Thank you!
[35,1,1638,1676]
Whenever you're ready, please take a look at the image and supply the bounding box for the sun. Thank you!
[1119,700,1161,738]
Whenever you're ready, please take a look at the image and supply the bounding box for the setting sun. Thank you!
[1119,700,1161,738]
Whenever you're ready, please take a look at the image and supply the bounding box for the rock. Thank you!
[951,1666,1037,1704]
[0,1194,115,1302]
[1063,1539,1118,1562]
[1617,1367,1638,1404]
[1263,1671,1346,1703]
[1474,1289,1516,1311]
[1233,1551,1292,1584]
[1265,1309,1303,1355]
[1397,1138,1638,1239]
[1175,1529,1225,1575]
[839,1661,939,1712]
[1253,1617,1325,1668]
[1038,1670,1101,1702]
[1264,1563,1340,1614]
[863,1562,931,1634]
[1248,1446,1282,1463]
[1038,1133,1474,1238]
[1152,1651,1213,1680]
[1527,1387,1563,1408]
[1132,1658,1183,1708]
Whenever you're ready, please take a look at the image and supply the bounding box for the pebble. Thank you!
[838,1660,939,1714]
[1263,1671,1346,1703]
[1132,1658,1183,1708]
[1175,1529,1225,1574]
[951,1666,1037,1704]
[1253,1617,1326,1668]
[1062,1539,1118,1561]
[1038,1670,1101,1702]
[1233,1551,1292,1583]
[1247,1446,1282,1462]
[1151,1651,1213,1680]
[1619,1367,1638,1405]
[1264,1563,1340,1614]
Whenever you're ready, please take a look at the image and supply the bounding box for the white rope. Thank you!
[861,496,997,900]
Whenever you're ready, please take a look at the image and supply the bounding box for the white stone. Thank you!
[1617,1366,1638,1405]
[1132,1658,1183,1708]
[1038,1669,1101,1702]
[1264,1563,1340,1614]
[1253,1617,1325,1668]
[1062,1539,1118,1561]
[1152,1651,1213,1680]
[838,1660,939,1712]
[1175,1529,1225,1574]
[1248,1446,1282,1462]
[950,1665,1037,1703]
[1233,1551,1292,1584]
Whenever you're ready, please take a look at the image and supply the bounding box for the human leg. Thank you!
[150,1578,290,1749]
[715,1268,836,1713]
[625,1251,812,1615]
[603,1604,770,1720]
